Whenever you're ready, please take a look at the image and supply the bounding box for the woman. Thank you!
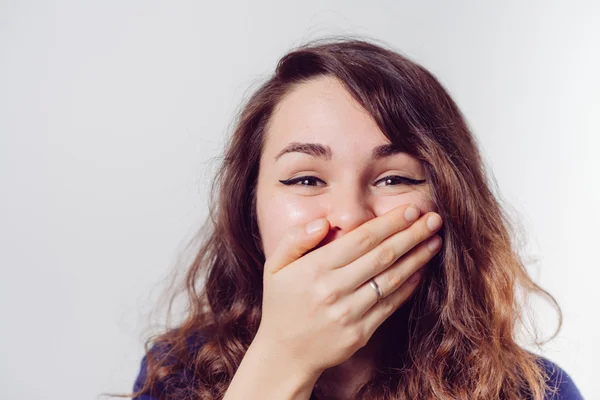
[124,37,583,399]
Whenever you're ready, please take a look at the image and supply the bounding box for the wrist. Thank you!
[245,333,322,398]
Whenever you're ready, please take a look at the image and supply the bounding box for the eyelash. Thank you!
[279,175,426,187]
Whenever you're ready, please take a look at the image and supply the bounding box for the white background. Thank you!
[1,1,598,399]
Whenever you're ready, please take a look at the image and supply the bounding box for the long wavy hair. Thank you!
[114,36,563,400]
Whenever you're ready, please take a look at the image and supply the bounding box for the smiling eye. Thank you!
[374,175,427,187]
[279,176,324,186]
[279,175,426,187]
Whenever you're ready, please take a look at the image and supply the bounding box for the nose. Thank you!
[324,188,375,240]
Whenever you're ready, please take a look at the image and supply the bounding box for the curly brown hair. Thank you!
[108,36,563,400]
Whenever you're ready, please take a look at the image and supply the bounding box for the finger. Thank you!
[264,217,330,275]
[359,260,431,339]
[306,204,421,272]
[347,234,441,320]
[334,212,442,293]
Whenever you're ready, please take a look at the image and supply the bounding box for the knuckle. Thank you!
[385,269,404,289]
[375,244,397,267]
[354,228,378,252]
[315,283,340,306]
[332,305,353,326]
[348,327,366,348]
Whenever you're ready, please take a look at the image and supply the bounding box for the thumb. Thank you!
[264,218,329,276]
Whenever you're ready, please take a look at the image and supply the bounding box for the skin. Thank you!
[255,75,438,398]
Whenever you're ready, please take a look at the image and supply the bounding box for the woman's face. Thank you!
[256,75,437,258]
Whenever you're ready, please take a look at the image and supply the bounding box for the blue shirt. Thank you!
[132,342,584,399]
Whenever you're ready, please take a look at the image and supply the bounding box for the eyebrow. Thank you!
[274,142,407,162]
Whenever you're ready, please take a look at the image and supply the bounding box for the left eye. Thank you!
[279,175,425,187]
[375,175,426,186]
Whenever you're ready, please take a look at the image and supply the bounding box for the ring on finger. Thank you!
[368,278,383,303]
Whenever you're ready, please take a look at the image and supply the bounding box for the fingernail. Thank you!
[404,205,419,222]
[306,218,326,234]
[427,214,442,231]
[427,235,442,252]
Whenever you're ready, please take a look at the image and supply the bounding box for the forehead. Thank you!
[264,76,388,155]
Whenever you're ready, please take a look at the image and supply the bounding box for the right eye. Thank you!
[279,176,325,187]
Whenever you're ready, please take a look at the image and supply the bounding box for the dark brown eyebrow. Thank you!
[274,142,406,162]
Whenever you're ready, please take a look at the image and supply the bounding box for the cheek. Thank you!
[377,190,437,216]
[257,193,320,258]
